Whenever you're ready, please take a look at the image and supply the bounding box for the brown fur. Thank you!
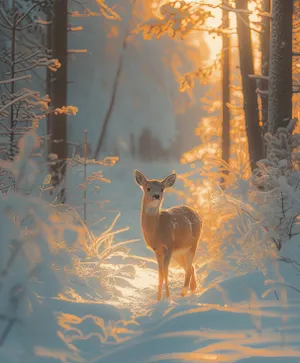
[134,170,202,301]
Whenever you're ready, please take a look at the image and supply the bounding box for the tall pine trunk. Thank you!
[267,0,293,134]
[221,1,230,166]
[260,0,270,144]
[46,11,52,154]
[236,0,263,171]
[50,0,68,203]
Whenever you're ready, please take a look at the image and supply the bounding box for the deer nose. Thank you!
[153,194,160,200]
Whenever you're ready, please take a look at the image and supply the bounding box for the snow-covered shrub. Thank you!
[177,157,253,287]
[0,130,79,361]
[0,130,127,361]
[196,119,300,280]
[254,118,299,187]
[195,118,300,281]
[249,118,300,250]
[179,119,300,287]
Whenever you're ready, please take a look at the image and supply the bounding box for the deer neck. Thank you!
[141,199,161,246]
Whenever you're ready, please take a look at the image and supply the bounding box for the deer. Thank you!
[134,170,202,301]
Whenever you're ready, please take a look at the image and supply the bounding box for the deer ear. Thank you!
[162,173,176,188]
[134,170,148,186]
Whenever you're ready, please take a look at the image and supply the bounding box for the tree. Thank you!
[48,0,121,200]
[139,128,153,162]
[49,0,68,203]
[221,0,230,166]
[236,0,263,171]
[267,0,293,134]
[130,132,135,158]
[0,0,76,188]
[0,0,58,160]
[259,0,270,139]
[94,0,136,160]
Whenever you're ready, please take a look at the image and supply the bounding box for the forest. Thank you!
[1,0,300,362]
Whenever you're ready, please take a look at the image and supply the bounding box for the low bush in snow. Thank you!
[0,130,130,360]
[180,118,300,292]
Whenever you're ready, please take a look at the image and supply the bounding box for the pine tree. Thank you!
[267,0,293,134]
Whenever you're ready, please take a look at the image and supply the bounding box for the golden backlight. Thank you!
[184,0,260,61]
[182,0,223,60]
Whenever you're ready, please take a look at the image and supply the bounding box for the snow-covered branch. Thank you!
[0,74,31,85]
[67,49,88,54]
[249,74,269,81]
[0,90,36,115]
[255,88,269,95]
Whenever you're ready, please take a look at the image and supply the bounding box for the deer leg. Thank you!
[190,244,197,292]
[181,268,192,296]
[156,251,164,301]
[173,255,189,295]
[181,249,194,297]
[190,264,197,292]
[164,249,172,298]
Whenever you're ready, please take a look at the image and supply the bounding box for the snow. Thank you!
[1,149,300,363]
[1,1,299,361]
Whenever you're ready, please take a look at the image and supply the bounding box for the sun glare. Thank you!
[182,0,223,61]
[183,0,261,62]
[203,2,222,61]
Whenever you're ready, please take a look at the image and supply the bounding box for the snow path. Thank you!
[48,160,300,363]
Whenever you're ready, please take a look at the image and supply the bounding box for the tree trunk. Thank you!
[93,43,125,160]
[50,0,68,203]
[236,0,263,171]
[94,0,137,159]
[46,11,52,153]
[267,0,293,134]
[260,0,270,148]
[9,0,16,160]
[221,1,230,165]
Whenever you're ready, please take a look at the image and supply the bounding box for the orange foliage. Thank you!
[135,1,213,40]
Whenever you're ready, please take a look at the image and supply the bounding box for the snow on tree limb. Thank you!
[0,75,32,85]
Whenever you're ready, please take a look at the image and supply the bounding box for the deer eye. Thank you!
[161,188,164,193]
[147,187,151,192]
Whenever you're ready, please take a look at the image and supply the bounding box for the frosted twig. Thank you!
[96,0,122,20]
[13,50,41,65]
[0,20,11,29]
[249,74,269,81]
[0,90,35,115]
[0,319,16,347]
[68,26,83,32]
[0,74,32,85]
[0,8,12,27]
[7,57,58,75]
[67,49,88,54]
[16,4,38,27]
[16,23,33,31]
[256,88,269,95]
[34,17,52,25]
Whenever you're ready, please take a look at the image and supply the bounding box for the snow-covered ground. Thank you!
[1,154,300,363]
